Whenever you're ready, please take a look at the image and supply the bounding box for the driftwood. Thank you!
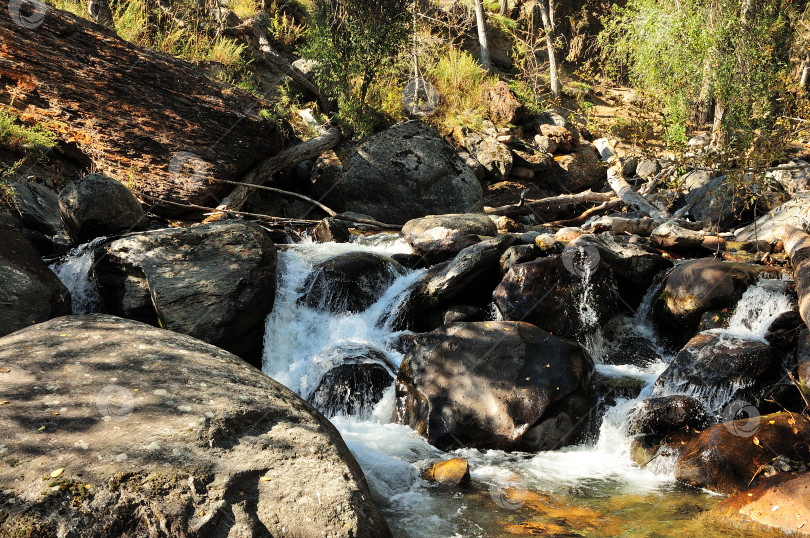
[543,198,623,227]
[206,127,341,218]
[0,7,286,215]
[485,190,614,217]
[607,160,668,220]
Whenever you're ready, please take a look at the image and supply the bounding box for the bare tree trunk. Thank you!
[692,58,714,125]
[536,1,561,98]
[499,0,508,16]
[801,50,810,90]
[711,98,728,147]
[474,0,491,70]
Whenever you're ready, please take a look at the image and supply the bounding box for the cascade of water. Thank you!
[577,255,608,361]
[710,278,794,342]
[49,237,107,314]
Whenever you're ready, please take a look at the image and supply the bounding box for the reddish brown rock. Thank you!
[488,81,524,125]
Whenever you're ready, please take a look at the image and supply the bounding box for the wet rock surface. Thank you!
[396,321,594,451]
[0,315,390,537]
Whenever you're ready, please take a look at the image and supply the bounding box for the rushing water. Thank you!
[49,234,792,536]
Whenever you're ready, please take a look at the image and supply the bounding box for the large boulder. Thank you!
[0,315,390,537]
[396,321,594,451]
[58,174,146,243]
[550,145,605,192]
[300,252,404,313]
[453,127,514,181]
[493,253,618,341]
[675,412,810,494]
[0,216,71,337]
[568,233,672,306]
[95,221,276,364]
[653,258,774,346]
[11,180,63,236]
[401,213,496,264]
[652,333,778,413]
[311,122,483,224]
[711,472,810,535]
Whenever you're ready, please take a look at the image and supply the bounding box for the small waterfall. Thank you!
[709,278,794,342]
[569,245,607,361]
[49,237,106,314]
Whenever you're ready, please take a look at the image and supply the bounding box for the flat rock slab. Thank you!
[0,315,389,537]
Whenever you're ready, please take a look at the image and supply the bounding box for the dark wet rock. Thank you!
[311,122,483,224]
[402,213,496,264]
[95,221,276,365]
[308,345,395,417]
[301,252,404,314]
[675,412,810,494]
[58,174,145,243]
[12,180,62,236]
[500,243,541,272]
[628,396,713,440]
[443,305,485,324]
[653,258,774,346]
[764,309,803,352]
[396,321,594,451]
[711,472,810,535]
[0,315,390,537]
[569,233,672,306]
[601,333,662,368]
[312,217,351,243]
[0,216,71,337]
[419,235,520,307]
[697,310,732,331]
[652,333,778,412]
[493,254,618,340]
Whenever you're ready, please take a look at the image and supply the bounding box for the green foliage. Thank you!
[0,109,57,154]
[301,0,410,136]
[599,0,797,151]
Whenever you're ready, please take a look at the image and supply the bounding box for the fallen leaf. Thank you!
[753,436,760,446]
[0,401,8,405]
[260,476,271,482]
[0,368,10,373]
[37,425,46,431]
[50,468,64,478]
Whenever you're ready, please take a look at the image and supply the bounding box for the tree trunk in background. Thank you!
[536,1,561,98]
[0,7,286,216]
[499,0,509,16]
[801,50,810,90]
[692,58,714,125]
[711,99,728,147]
[474,0,491,70]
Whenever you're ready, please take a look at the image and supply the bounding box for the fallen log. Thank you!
[606,160,669,220]
[0,6,286,216]
[484,190,614,217]
[206,127,341,218]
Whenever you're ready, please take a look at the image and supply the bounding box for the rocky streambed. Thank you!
[2,171,810,536]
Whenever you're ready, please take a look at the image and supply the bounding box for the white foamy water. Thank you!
[49,237,106,314]
[708,278,794,342]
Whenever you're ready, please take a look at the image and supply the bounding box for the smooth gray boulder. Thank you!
[311,122,483,224]
[95,221,276,364]
[58,174,146,243]
[0,315,390,537]
[402,213,496,263]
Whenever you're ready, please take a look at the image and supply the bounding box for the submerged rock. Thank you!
[0,216,71,337]
[675,412,810,494]
[301,252,404,314]
[711,472,810,535]
[308,345,395,417]
[423,458,471,488]
[396,321,594,451]
[95,221,276,365]
[311,122,483,224]
[58,174,145,243]
[0,315,390,537]
[312,216,351,243]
